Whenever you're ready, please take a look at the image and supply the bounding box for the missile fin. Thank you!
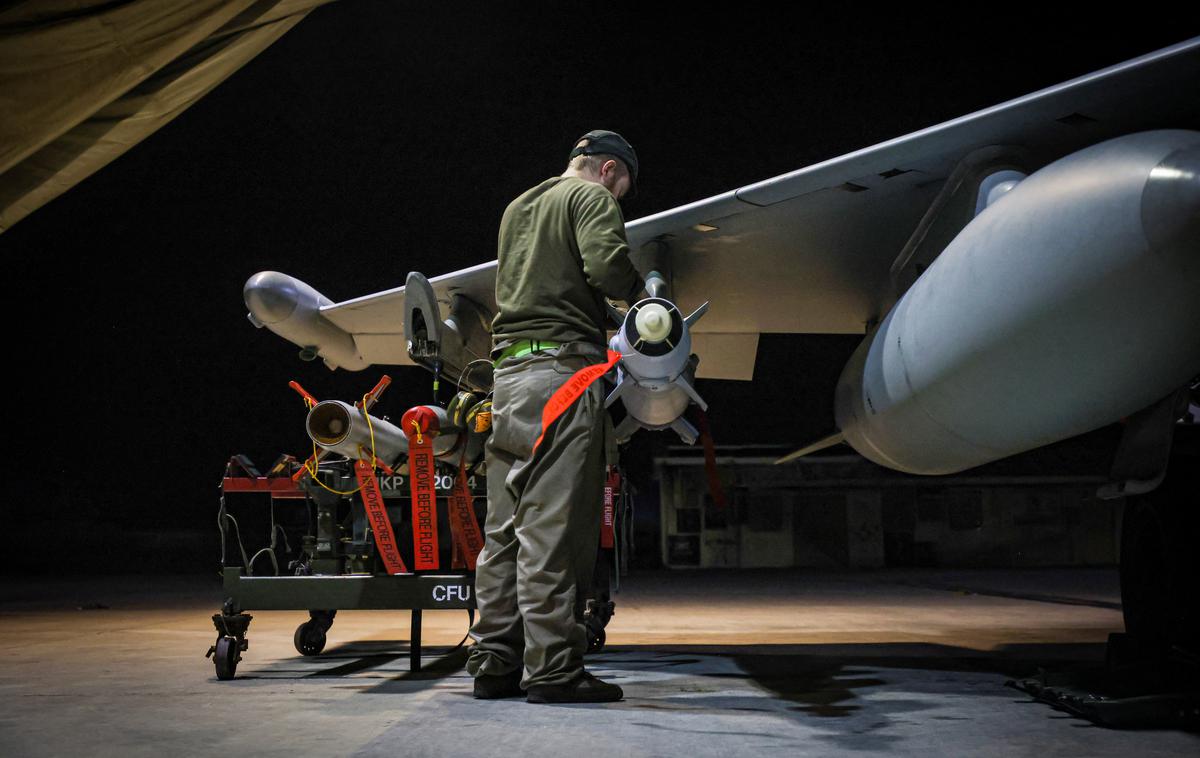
[613,414,641,443]
[644,270,668,299]
[775,432,846,464]
[670,416,699,445]
[675,374,708,411]
[605,379,628,408]
[606,301,626,326]
[684,301,709,327]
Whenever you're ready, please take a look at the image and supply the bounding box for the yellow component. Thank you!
[468,399,493,433]
[304,450,361,496]
[448,391,479,428]
[474,410,492,433]
[362,390,378,463]
[410,418,423,445]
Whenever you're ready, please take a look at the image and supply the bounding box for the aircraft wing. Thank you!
[295,37,1200,380]
[317,261,498,368]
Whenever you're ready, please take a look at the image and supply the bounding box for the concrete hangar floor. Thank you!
[1,569,1196,758]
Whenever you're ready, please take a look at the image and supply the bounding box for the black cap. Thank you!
[568,129,638,198]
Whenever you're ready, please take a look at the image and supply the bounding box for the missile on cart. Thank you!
[607,272,709,445]
[306,394,491,466]
[306,400,409,465]
[397,402,485,461]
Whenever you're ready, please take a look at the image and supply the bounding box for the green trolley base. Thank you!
[209,568,476,679]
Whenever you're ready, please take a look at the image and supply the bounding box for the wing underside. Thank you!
[315,38,1200,380]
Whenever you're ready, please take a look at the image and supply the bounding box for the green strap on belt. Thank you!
[493,339,561,367]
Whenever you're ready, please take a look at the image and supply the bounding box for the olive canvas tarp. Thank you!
[0,0,333,232]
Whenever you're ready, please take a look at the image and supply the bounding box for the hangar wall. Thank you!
[658,451,1121,570]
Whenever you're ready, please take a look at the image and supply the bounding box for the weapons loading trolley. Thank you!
[210,373,491,680]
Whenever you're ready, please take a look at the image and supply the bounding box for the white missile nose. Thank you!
[635,303,672,342]
[1142,143,1200,276]
[244,271,301,325]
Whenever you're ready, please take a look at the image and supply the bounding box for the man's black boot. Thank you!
[473,668,526,699]
[526,671,623,704]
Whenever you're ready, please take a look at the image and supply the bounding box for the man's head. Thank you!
[564,130,638,201]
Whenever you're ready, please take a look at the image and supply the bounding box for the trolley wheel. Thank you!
[294,621,327,656]
[585,620,606,653]
[214,636,240,680]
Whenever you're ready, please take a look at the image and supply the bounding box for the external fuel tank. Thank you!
[835,130,1200,474]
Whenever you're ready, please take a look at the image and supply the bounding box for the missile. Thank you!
[244,271,367,371]
[607,271,710,444]
[306,400,410,465]
[397,403,479,461]
[306,398,489,466]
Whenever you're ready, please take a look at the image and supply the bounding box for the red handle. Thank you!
[288,380,319,406]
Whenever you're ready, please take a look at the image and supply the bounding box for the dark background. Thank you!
[1,2,1192,570]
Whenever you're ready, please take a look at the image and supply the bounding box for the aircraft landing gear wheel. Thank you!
[583,593,614,655]
[294,621,327,656]
[213,636,240,680]
[586,621,607,653]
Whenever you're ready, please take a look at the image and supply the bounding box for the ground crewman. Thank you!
[466,130,644,703]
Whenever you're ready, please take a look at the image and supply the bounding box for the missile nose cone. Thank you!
[244,271,300,325]
[635,303,672,342]
[1142,143,1200,276]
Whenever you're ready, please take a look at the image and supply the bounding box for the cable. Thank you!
[274,523,292,555]
[362,389,379,462]
[217,492,228,566]
[247,498,286,576]
[248,546,278,577]
[456,358,493,391]
[297,394,376,496]
[436,609,476,657]
[305,449,361,495]
[351,388,387,476]
[217,499,251,572]
[304,488,313,537]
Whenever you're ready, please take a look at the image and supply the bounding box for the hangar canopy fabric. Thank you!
[0,0,332,232]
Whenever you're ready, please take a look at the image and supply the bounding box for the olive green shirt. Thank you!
[492,176,644,348]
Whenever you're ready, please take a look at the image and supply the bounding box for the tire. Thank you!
[214,636,239,680]
[585,618,607,653]
[294,621,327,656]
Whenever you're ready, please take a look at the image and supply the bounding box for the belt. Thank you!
[492,339,561,367]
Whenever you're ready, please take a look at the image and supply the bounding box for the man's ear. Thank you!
[601,159,618,178]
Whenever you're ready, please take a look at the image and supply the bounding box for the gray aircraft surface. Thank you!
[244,37,1200,654]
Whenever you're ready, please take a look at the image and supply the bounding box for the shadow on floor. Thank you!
[247,639,1105,704]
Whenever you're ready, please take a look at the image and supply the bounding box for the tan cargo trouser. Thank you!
[465,345,608,688]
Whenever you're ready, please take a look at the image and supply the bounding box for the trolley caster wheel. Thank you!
[586,622,606,653]
[213,636,240,680]
[294,621,327,656]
